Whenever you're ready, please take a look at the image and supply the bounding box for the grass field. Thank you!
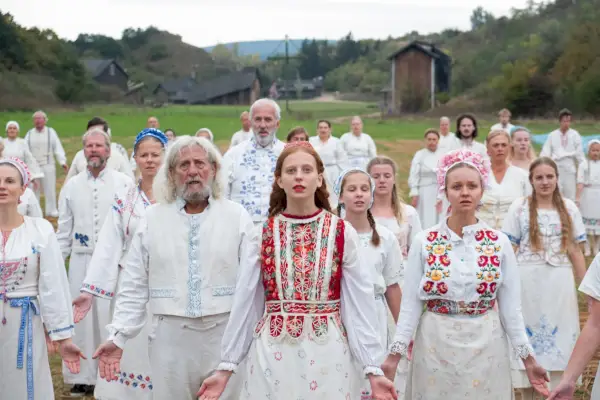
[3,101,597,399]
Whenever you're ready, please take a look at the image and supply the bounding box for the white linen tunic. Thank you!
[18,188,43,218]
[408,148,440,229]
[80,182,153,399]
[216,210,386,399]
[540,129,585,201]
[56,168,132,384]
[107,197,254,399]
[375,204,422,260]
[577,159,600,234]
[356,226,404,398]
[339,132,377,169]
[437,133,458,154]
[309,135,348,206]
[229,130,252,149]
[0,217,74,400]
[477,165,532,229]
[490,123,515,133]
[578,253,600,399]
[1,137,44,180]
[223,137,285,224]
[502,197,585,388]
[65,146,134,183]
[391,220,533,399]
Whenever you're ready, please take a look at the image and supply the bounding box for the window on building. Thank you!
[109,64,116,76]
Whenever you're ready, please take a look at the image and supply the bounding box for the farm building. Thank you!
[82,59,129,92]
[274,77,324,100]
[387,41,451,113]
[152,76,199,104]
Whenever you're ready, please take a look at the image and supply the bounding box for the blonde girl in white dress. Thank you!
[368,156,422,259]
[576,139,600,256]
[508,126,537,171]
[0,157,84,400]
[502,157,587,399]
[334,167,404,398]
[548,252,600,400]
[382,149,550,400]
[408,129,440,229]
[0,140,43,217]
[478,129,531,229]
[340,116,377,169]
[71,129,168,400]
[309,119,348,206]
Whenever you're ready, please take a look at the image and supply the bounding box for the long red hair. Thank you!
[268,144,332,217]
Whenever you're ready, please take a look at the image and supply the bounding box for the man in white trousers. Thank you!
[94,135,253,400]
[57,128,132,396]
[24,110,68,217]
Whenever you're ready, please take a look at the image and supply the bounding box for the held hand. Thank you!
[368,375,398,400]
[197,370,232,399]
[58,339,86,374]
[525,361,550,397]
[72,292,93,323]
[93,341,123,382]
[411,196,419,208]
[62,164,69,174]
[45,330,59,354]
[547,378,576,400]
[381,354,402,381]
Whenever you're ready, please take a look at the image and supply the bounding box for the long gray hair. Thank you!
[153,135,223,204]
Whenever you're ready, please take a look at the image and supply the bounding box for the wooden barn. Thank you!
[188,67,261,105]
[387,41,451,113]
[82,59,129,92]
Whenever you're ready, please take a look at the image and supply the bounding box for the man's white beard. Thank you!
[254,130,276,147]
[177,179,213,204]
[87,157,107,169]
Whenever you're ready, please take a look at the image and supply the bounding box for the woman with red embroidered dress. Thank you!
[198,141,397,399]
[381,149,549,400]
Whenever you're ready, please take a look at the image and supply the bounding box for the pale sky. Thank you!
[3,0,529,48]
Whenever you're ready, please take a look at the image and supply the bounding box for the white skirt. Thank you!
[0,297,54,400]
[406,310,513,399]
[241,319,354,399]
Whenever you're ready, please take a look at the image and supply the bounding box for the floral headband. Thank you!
[436,149,490,195]
[134,128,168,152]
[0,157,31,187]
[284,140,313,150]
[333,168,376,209]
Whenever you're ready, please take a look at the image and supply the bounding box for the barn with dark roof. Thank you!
[82,59,129,92]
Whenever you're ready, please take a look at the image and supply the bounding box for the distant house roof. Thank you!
[153,76,199,95]
[387,41,450,61]
[82,59,128,78]
[189,68,258,104]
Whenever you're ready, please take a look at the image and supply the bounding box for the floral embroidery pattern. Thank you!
[526,315,563,359]
[474,230,502,298]
[74,233,89,246]
[118,372,153,390]
[0,258,28,294]
[426,299,496,316]
[422,231,452,295]
[81,282,114,298]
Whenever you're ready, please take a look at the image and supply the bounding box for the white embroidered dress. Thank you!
[56,169,132,384]
[1,137,44,180]
[223,137,285,225]
[80,183,153,399]
[477,165,531,229]
[577,159,600,234]
[309,135,347,206]
[540,129,585,201]
[217,210,385,398]
[390,220,533,399]
[408,148,440,229]
[374,204,422,260]
[339,132,377,170]
[0,217,74,400]
[578,253,600,399]
[502,197,585,388]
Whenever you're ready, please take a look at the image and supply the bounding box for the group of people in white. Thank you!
[1,99,599,400]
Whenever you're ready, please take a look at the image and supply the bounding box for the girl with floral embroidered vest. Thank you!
[0,157,84,400]
[368,156,422,260]
[71,128,168,400]
[334,167,404,399]
[198,141,397,400]
[576,139,600,256]
[382,149,549,400]
[503,157,587,399]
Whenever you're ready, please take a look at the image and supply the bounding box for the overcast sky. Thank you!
[3,0,529,48]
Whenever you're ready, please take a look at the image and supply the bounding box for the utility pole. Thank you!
[267,35,302,112]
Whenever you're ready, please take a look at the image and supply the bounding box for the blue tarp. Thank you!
[530,133,600,152]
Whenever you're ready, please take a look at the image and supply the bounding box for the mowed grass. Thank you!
[2,101,596,399]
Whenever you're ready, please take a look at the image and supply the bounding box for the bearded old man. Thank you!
[56,128,133,397]
[222,98,285,225]
[93,135,253,400]
[24,110,68,217]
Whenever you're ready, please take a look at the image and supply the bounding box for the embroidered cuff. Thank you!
[363,365,384,377]
[47,325,74,341]
[389,341,409,356]
[515,343,534,360]
[81,282,115,299]
[217,362,238,373]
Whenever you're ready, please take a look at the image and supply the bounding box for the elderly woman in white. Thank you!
[408,129,441,229]
[3,121,43,186]
[196,128,214,142]
[340,116,377,169]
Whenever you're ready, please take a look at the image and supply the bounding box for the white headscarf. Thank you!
[5,121,19,132]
